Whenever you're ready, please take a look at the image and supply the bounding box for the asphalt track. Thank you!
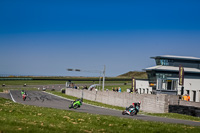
[7,90,200,126]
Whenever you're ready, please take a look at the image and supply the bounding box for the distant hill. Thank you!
[117,71,148,79]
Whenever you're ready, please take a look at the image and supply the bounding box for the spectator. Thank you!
[83,85,88,90]
[182,94,188,101]
[116,87,118,92]
[112,87,115,92]
[187,94,190,101]
[74,85,77,89]
[118,87,121,92]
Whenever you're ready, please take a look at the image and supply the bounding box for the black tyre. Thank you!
[130,111,135,116]
[69,104,72,109]
[73,104,78,109]
[23,96,26,101]
[122,111,126,115]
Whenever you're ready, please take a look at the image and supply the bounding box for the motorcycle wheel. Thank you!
[23,96,26,101]
[69,104,72,109]
[73,104,78,109]
[130,111,135,116]
[122,111,126,115]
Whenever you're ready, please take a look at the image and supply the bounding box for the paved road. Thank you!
[5,90,200,126]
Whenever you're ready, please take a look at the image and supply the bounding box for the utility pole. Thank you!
[102,65,106,91]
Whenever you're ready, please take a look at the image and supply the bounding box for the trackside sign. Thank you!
[179,65,184,86]
[132,77,136,91]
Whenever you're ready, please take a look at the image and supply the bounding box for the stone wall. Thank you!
[167,95,200,117]
[65,88,169,113]
[65,88,200,115]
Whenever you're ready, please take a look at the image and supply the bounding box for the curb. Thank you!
[9,90,16,103]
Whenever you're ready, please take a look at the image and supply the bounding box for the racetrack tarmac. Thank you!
[9,90,200,126]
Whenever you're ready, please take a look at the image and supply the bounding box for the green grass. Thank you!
[146,113,200,122]
[0,80,131,86]
[0,97,200,133]
[0,88,38,93]
[47,91,200,122]
[0,80,132,92]
[0,80,67,85]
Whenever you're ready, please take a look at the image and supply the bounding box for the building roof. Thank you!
[144,65,200,73]
[151,55,200,61]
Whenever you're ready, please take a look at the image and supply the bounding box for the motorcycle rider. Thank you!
[126,101,141,114]
[133,101,141,114]
[21,90,24,95]
[21,90,27,100]
[71,98,83,108]
[74,98,83,103]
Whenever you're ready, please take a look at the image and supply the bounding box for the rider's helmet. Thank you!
[138,101,141,104]
[132,103,135,106]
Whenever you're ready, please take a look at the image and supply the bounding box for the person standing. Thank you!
[112,87,115,92]
[116,87,118,92]
[187,94,190,101]
[118,87,121,92]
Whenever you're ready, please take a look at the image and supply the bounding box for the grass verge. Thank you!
[0,88,38,93]
[0,97,200,133]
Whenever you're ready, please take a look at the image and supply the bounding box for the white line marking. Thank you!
[9,90,16,103]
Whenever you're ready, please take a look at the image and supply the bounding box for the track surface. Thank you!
[9,90,200,126]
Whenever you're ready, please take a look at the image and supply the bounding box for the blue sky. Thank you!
[1,0,200,77]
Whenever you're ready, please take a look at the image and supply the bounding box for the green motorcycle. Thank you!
[69,99,82,109]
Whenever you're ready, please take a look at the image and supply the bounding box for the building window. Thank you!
[157,78,178,90]
[156,59,161,65]
[160,59,169,66]
[186,90,190,95]
[193,91,196,102]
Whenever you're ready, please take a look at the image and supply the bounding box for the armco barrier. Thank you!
[65,88,169,113]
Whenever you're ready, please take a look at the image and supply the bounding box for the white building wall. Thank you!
[136,78,200,102]
[136,80,152,94]
[182,78,200,102]
[177,78,200,102]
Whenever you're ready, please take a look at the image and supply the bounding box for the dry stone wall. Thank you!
[65,88,169,113]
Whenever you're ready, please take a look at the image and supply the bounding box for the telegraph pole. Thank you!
[102,65,106,91]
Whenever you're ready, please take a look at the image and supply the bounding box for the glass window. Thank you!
[156,59,161,65]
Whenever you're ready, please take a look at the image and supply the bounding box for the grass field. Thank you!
[0,97,200,133]
[0,80,131,85]
[0,80,132,92]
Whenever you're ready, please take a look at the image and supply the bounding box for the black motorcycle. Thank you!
[122,104,140,116]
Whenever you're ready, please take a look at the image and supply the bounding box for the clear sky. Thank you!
[1,0,200,77]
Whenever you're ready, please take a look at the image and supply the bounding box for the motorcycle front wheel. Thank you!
[73,104,78,109]
[69,104,72,109]
[122,111,126,115]
[130,111,135,116]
